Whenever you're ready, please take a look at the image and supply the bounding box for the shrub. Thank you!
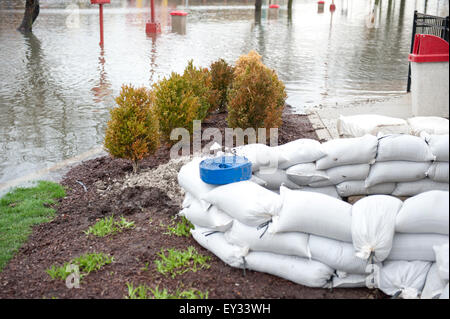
[227,51,286,137]
[209,58,235,113]
[104,85,160,173]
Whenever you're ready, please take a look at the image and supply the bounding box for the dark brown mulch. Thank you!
[0,108,384,299]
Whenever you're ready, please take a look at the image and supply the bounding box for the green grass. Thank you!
[126,283,208,299]
[84,216,135,237]
[163,216,194,237]
[46,252,114,282]
[154,246,211,279]
[0,181,65,272]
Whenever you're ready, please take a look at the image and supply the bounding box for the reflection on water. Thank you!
[0,0,448,185]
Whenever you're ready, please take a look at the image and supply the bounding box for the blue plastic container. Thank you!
[199,156,252,185]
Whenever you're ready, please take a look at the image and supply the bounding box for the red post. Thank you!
[151,0,155,23]
[99,4,104,47]
[146,0,161,34]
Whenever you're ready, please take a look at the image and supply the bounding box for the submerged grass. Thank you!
[0,181,65,272]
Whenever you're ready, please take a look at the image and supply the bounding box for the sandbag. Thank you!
[336,180,396,197]
[286,163,329,186]
[337,114,410,138]
[179,198,233,232]
[293,185,341,199]
[351,195,402,262]
[426,162,449,183]
[395,191,449,235]
[326,164,370,185]
[434,242,449,281]
[408,116,449,136]
[365,161,430,187]
[270,187,353,242]
[224,220,311,259]
[376,134,435,162]
[191,226,246,268]
[392,179,449,196]
[309,235,370,274]
[275,139,326,169]
[254,168,301,190]
[178,157,216,202]
[378,261,432,299]
[332,274,368,288]
[440,283,449,299]
[421,263,448,299]
[388,233,449,261]
[200,180,282,227]
[316,135,378,170]
[422,132,449,162]
[233,143,287,172]
[244,251,334,288]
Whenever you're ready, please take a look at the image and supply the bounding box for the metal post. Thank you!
[99,4,104,47]
[407,10,418,92]
[151,0,155,23]
[146,0,161,34]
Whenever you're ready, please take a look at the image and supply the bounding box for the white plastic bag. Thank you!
[422,132,449,162]
[254,168,301,190]
[224,220,311,259]
[200,180,282,227]
[178,157,216,201]
[316,135,378,170]
[440,283,449,299]
[270,187,353,242]
[392,179,449,196]
[408,116,449,136]
[326,164,370,185]
[378,260,432,299]
[332,274,368,288]
[244,251,334,288]
[376,134,435,162]
[388,233,449,261]
[337,114,410,138]
[233,143,287,172]
[434,242,449,281]
[426,162,449,183]
[365,161,430,187]
[179,198,233,232]
[275,139,326,169]
[421,263,448,299]
[396,191,449,235]
[293,185,341,199]
[336,180,396,197]
[286,163,329,186]
[351,195,403,262]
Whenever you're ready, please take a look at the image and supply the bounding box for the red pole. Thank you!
[151,0,155,23]
[99,4,104,46]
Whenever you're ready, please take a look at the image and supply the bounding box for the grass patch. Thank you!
[163,216,194,237]
[0,181,65,272]
[84,216,135,237]
[155,246,211,279]
[126,283,208,299]
[46,252,114,282]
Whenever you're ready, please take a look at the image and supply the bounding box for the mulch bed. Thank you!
[0,108,385,299]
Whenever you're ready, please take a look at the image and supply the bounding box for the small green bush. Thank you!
[209,58,235,113]
[104,85,160,173]
[227,51,286,136]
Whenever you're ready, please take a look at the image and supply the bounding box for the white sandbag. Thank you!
[395,191,449,235]
[351,195,402,262]
[376,134,435,162]
[426,162,449,183]
[179,199,233,232]
[422,133,449,162]
[250,174,268,187]
[408,116,449,136]
[178,158,216,202]
[440,283,449,299]
[309,235,370,274]
[365,161,430,187]
[337,114,410,138]
[294,185,341,199]
[233,143,287,172]
[254,168,301,190]
[286,163,329,186]
[434,242,449,281]
[191,226,246,268]
[421,263,448,299]
[224,220,311,259]
[270,187,353,242]
[200,180,282,227]
[378,261,432,299]
[392,179,449,196]
[336,180,396,197]
[244,251,334,288]
[276,139,326,169]
[388,233,449,261]
[316,135,378,170]
[307,180,335,188]
[326,164,371,185]
[332,274,368,288]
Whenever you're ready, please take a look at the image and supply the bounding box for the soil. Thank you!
[0,108,386,299]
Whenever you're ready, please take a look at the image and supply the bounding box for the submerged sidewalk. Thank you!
[307,93,413,141]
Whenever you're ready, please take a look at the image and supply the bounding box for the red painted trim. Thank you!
[90,0,110,4]
[170,11,188,16]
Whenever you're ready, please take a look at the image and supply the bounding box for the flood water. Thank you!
[0,0,448,186]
